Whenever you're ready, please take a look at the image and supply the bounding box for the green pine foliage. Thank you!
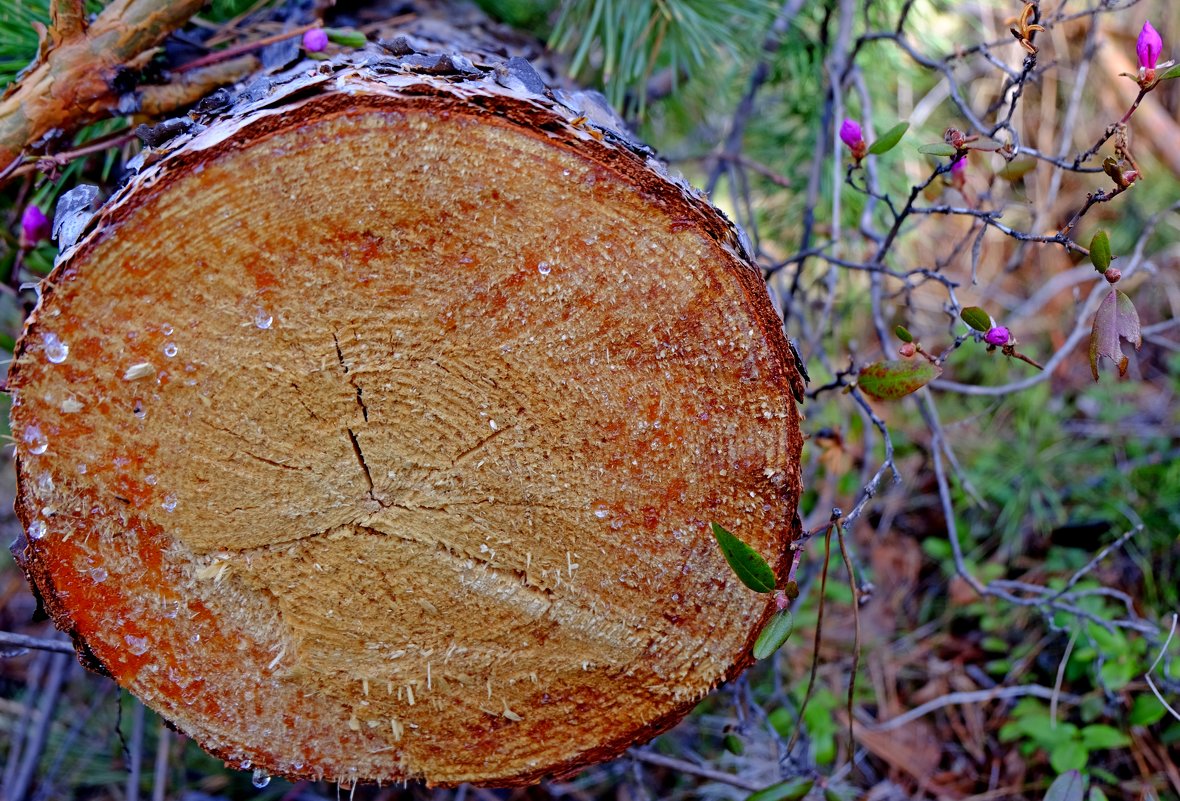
[549,0,775,114]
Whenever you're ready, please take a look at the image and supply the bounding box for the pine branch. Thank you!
[0,0,207,167]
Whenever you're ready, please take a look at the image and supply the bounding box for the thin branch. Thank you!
[870,685,1078,732]
[0,631,77,656]
[1144,613,1180,722]
[626,750,762,791]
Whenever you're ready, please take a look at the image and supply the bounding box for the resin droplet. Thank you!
[42,333,69,364]
[255,309,273,330]
[28,520,47,540]
[23,424,48,455]
[251,768,271,788]
[163,343,179,358]
[161,494,178,512]
[537,262,552,276]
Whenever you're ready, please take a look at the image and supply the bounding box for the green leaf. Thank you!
[724,733,745,756]
[710,523,776,593]
[868,121,909,155]
[325,28,368,48]
[857,359,941,401]
[894,325,914,343]
[1089,231,1112,272]
[919,142,958,157]
[960,306,992,332]
[753,610,794,659]
[1158,63,1180,81]
[1099,657,1136,691]
[767,707,792,737]
[1129,694,1168,726]
[814,733,837,765]
[996,157,1037,181]
[1089,788,1110,801]
[1045,770,1087,801]
[1086,621,1126,652]
[746,778,814,801]
[1080,724,1131,750]
[1089,290,1142,381]
[1049,739,1088,774]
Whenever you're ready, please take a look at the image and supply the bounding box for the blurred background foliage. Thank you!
[1,0,1179,799]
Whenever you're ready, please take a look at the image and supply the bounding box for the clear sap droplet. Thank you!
[28,520,47,540]
[42,333,69,364]
[23,424,48,455]
[255,309,273,330]
[161,324,174,335]
[145,474,158,486]
[251,768,271,788]
[537,262,552,276]
[240,760,252,770]
[163,343,178,358]
[89,568,108,583]
[124,634,149,655]
[161,494,178,513]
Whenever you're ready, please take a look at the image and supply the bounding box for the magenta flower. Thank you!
[839,119,863,149]
[839,119,867,163]
[984,326,1011,347]
[302,28,329,53]
[1137,21,1162,73]
[19,204,50,247]
[951,156,967,176]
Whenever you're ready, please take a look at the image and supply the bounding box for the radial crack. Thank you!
[347,427,375,493]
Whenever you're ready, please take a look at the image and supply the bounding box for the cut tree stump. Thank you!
[8,21,805,788]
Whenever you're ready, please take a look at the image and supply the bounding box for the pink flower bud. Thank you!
[839,119,863,149]
[302,28,329,53]
[19,204,50,247]
[951,156,967,176]
[899,342,917,358]
[984,326,1011,347]
[840,119,866,161]
[1104,267,1122,284]
[1137,21,1162,72]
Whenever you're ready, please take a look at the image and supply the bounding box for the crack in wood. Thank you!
[333,331,370,422]
[332,332,348,373]
[242,451,310,472]
[450,425,506,467]
[346,427,377,496]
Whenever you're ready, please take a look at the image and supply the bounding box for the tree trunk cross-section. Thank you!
[8,40,805,787]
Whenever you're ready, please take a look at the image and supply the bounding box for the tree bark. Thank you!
[8,3,805,788]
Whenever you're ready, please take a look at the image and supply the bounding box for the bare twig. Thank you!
[1144,613,1180,722]
[626,749,762,791]
[0,631,77,656]
[870,685,1079,732]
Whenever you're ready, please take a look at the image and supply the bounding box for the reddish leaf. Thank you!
[1089,290,1142,381]
[857,359,942,400]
